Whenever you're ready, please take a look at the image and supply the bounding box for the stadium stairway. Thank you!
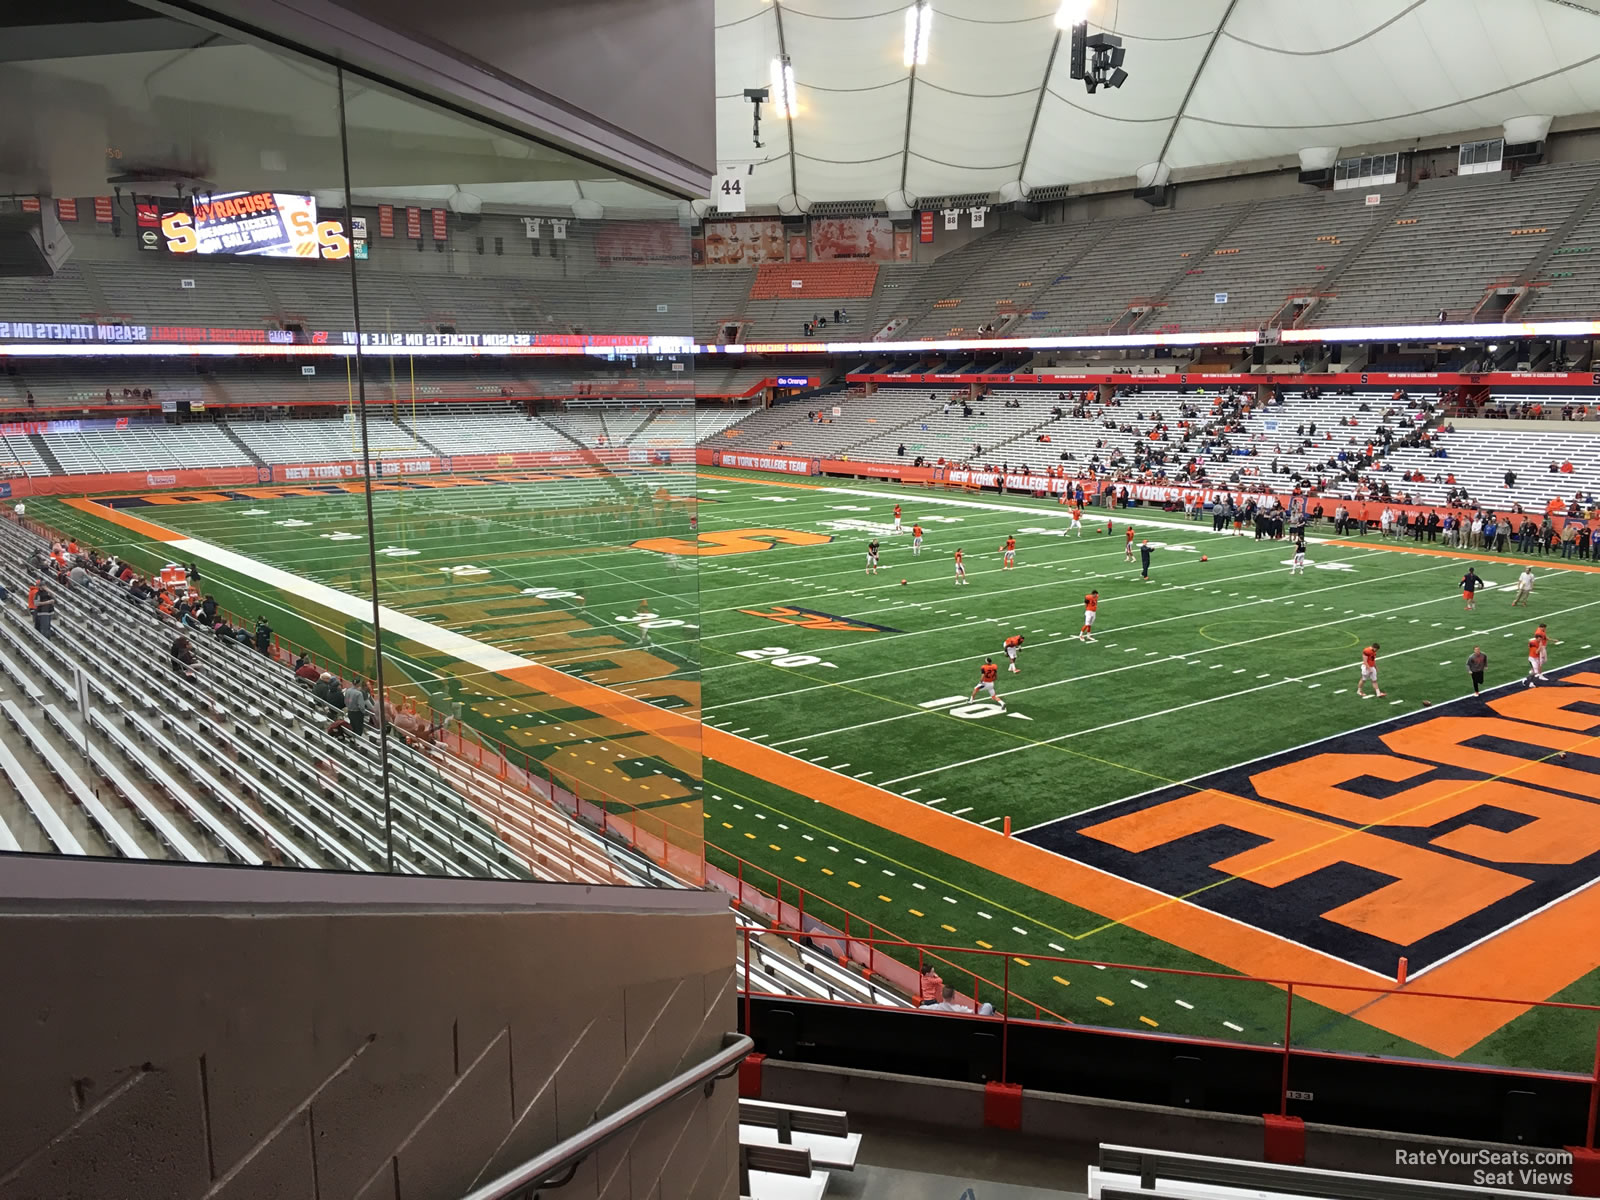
[1127,201,1262,333]
[217,424,269,468]
[26,433,63,476]
[1290,187,1422,326]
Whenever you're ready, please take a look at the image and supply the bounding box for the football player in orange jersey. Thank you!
[1526,622,1554,686]
[1357,643,1384,698]
[1068,505,1083,536]
[1079,590,1099,642]
[911,522,924,555]
[893,503,903,535]
[866,539,880,575]
[953,547,967,585]
[1001,535,1017,570]
[969,658,1006,708]
[1003,633,1024,673]
[1124,525,1136,562]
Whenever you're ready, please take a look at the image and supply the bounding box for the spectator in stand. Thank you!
[200,594,218,624]
[25,391,33,408]
[68,560,88,588]
[918,964,943,1007]
[343,680,372,736]
[30,582,55,637]
[170,635,198,682]
[254,616,272,654]
[312,672,346,711]
[924,984,967,1013]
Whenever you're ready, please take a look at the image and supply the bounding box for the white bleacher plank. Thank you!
[739,1125,860,1171]
[121,708,321,869]
[0,734,83,854]
[84,739,207,864]
[13,703,148,859]
[743,1169,829,1200]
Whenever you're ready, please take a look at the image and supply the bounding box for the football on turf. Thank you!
[901,579,907,585]
[1200,555,1208,562]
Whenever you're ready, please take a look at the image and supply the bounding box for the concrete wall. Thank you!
[0,857,737,1200]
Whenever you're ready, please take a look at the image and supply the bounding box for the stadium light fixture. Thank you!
[769,56,797,118]
[904,3,932,67]
[1055,0,1092,29]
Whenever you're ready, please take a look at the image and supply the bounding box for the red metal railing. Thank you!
[736,923,1600,1138]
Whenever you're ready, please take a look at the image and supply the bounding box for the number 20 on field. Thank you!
[738,646,837,669]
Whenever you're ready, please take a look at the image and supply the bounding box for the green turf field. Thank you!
[27,467,1600,1076]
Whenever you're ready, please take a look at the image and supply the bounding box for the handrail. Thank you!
[460,1032,752,1200]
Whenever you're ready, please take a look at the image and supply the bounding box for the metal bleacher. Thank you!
[0,519,665,884]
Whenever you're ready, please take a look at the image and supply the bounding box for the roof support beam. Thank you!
[1156,0,1240,168]
[772,0,800,202]
[1018,30,1063,193]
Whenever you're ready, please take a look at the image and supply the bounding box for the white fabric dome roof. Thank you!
[715,0,1600,206]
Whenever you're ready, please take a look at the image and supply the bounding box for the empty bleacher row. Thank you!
[0,403,744,476]
[14,158,1600,350]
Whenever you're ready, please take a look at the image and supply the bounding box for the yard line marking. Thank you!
[886,602,1600,789]
[1013,926,1028,935]
[1175,999,1194,1010]
[952,806,973,815]
[1130,979,1148,989]
[707,550,1416,700]
[1224,1021,1244,1032]
[902,787,922,796]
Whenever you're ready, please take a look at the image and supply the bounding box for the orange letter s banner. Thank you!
[631,528,833,557]
[161,211,198,254]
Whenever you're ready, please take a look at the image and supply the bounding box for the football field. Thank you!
[27,466,1600,1075]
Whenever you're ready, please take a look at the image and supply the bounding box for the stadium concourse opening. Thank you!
[18,0,1600,1194]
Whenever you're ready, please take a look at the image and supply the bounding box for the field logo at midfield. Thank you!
[1021,666,1600,978]
[632,528,833,557]
[740,605,901,634]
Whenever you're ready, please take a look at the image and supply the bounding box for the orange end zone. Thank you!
[703,726,1600,1058]
[63,497,185,543]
